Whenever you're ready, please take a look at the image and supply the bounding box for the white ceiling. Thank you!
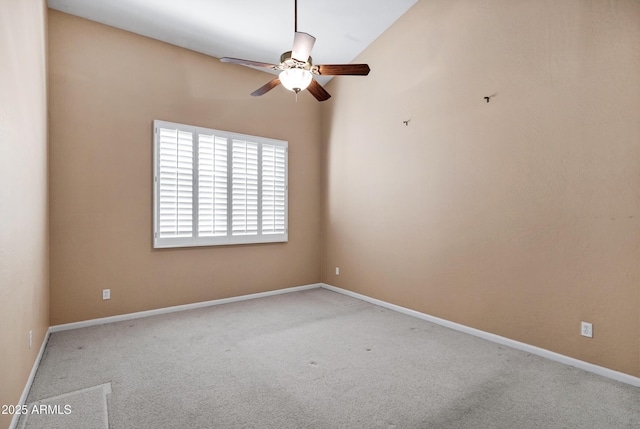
[47,0,417,85]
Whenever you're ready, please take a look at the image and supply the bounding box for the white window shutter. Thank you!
[154,120,287,248]
[262,143,287,235]
[231,139,259,236]
[157,127,193,240]
[198,133,228,237]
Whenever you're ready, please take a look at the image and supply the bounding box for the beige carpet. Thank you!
[20,288,640,428]
[18,383,111,429]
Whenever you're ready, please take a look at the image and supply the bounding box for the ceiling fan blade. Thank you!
[220,57,278,70]
[291,32,316,62]
[307,78,331,102]
[315,64,371,76]
[251,78,281,96]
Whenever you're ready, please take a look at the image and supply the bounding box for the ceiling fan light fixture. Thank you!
[279,68,312,93]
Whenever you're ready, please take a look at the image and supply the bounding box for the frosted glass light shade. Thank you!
[279,68,312,93]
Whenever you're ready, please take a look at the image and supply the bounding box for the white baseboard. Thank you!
[10,328,51,429]
[321,283,640,388]
[50,283,323,333]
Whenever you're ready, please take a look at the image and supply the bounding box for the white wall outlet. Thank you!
[335,267,340,275]
[102,289,111,300]
[581,322,593,338]
[29,330,32,349]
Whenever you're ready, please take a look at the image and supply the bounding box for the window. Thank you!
[153,120,288,248]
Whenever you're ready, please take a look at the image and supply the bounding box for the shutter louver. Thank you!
[232,139,259,236]
[198,133,228,237]
[158,127,193,238]
[262,144,287,235]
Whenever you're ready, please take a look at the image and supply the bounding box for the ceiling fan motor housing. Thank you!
[280,51,312,70]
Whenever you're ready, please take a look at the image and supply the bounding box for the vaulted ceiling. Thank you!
[48,0,418,84]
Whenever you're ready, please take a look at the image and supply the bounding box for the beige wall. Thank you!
[0,0,49,427]
[322,0,640,377]
[48,11,322,325]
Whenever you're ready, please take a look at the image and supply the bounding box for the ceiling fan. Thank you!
[219,0,370,102]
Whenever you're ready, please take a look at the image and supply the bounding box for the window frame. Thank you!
[153,120,288,249]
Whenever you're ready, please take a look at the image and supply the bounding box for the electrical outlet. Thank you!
[102,289,111,300]
[29,330,32,349]
[581,322,593,338]
[335,267,340,275]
